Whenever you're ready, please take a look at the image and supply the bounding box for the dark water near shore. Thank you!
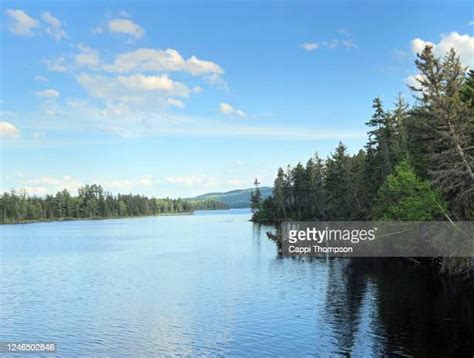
[1,209,473,357]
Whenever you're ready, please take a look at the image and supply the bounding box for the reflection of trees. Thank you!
[321,258,474,356]
[254,223,281,255]
[350,259,474,356]
[264,230,474,356]
[252,223,263,244]
[323,258,369,355]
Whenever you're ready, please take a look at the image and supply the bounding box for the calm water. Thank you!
[1,209,473,357]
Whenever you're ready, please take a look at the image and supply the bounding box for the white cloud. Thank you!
[36,89,60,98]
[5,9,39,36]
[17,96,368,141]
[118,74,188,93]
[204,73,228,90]
[27,175,77,187]
[165,175,211,186]
[164,175,255,190]
[108,18,144,39]
[41,12,67,41]
[19,174,155,195]
[44,57,68,72]
[469,21,474,26]
[411,32,474,68]
[301,42,319,51]
[0,121,20,138]
[103,48,223,76]
[322,39,358,49]
[77,74,190,102]
[101,102,129,118]
[102,179,133,188]
[168,98,185,108]
[219,103,245,117]
[22,176,82,195]
[21,187,49,195]
[75,45,100,67]
[405,74,425,91]
[304,29,357,52]
[225,178,247,187]
[139,175,154,187]
[40,47,223,121]
[35,75,48,82]
[101,175,155,189]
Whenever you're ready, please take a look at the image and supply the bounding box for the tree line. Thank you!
[0,184,228,224]
[251,47,473,273]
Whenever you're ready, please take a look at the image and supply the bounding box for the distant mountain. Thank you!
[190,187,272,208]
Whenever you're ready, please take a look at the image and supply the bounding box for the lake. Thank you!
[1,209,473,356]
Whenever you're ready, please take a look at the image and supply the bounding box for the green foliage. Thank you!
[253,46,473,225]
[250,178,263,214]
[410,47,474,219]
[324,142,353,220]
[0,185,228,224]
[460,69,474,108]
[373,161,447,220]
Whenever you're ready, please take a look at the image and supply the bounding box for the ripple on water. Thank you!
[1,212,473,356]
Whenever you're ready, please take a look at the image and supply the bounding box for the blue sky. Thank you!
[1,1,473,197]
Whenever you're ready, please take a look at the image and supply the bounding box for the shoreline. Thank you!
[0,210,227,225]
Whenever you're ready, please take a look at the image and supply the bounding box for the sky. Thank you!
[1,1,473,198]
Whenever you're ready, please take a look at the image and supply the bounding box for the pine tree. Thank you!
[291,163,306,219]
[391,94,410,162]
[460,69,474,109]
[273,167,287,219]
[348,150,369,219]
[365,97,395,182]
[324,142,352,220]
[304,153,325,219]
[250,178,262,213]
[411,46,474,219]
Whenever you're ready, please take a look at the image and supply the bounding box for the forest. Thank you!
[251,46,473,274]
[0,184,228,224]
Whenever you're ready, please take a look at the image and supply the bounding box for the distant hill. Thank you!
[190,187,272,208]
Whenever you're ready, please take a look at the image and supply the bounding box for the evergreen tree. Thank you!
[348,150,369,219]
[364,97,396,193]
[304,153,325,219]
[250,178,262,213]
[391,94,410,162]
[411,46,474,219]
[0,185,228,223]
[273,167,287,219]
[324,142,352,220]
[460,69,474,109]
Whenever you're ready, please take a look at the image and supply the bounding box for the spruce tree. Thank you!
[411,46,474,219]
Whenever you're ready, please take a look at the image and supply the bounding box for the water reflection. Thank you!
[349,258,474,356]
[0,212,472,356]
[325,259,372,355]
[258,217,474,356]
[320,256,474,356]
